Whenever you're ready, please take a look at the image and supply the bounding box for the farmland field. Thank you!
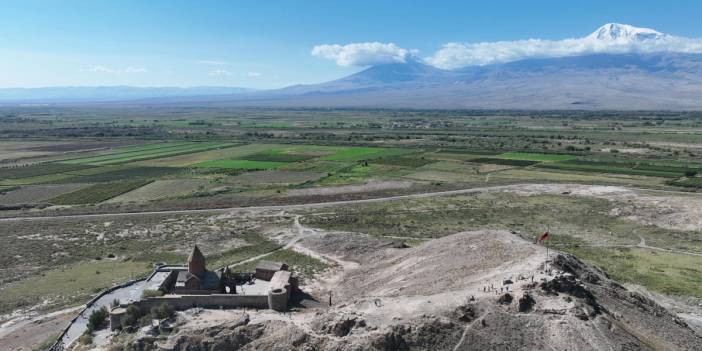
[0,140,141,163]
[241,152,318,162]
[105,179,212,202]
[497,151,575,162]
[194,159,288,170]
[0,172,79,186]
[225,170,326,185]
[49,180,152,204]
[320,147,409,161]
[57,166,186,183]
[133,143,279,167]
[468,158,539,167]
[668,177,702,188]
[0,163,93,179]
[60,142,235,165]
[372,155,435,167]
[0,184,87,205]
[538,160,700,178]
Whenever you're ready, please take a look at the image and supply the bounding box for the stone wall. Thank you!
[134,294,270,311]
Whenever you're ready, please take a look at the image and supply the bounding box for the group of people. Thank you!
[481,274,537,296]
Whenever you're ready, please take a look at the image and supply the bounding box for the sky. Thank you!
[2,0,702,89]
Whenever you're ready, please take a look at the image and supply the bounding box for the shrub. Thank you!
[151,303,175,320]
[120,305,142,329]
[78,332,93,345]
[141,289,164,299]
[87,307,109,331]
[139,314,154,327]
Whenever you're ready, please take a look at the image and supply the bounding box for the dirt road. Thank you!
[0,183,697,223]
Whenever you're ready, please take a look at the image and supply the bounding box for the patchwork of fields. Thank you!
[0,142,423,206]
[4,111,702,351]
[1,139,702,208]
[59,142,235,165]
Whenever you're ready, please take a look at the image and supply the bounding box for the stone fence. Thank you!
[135,294,270,311]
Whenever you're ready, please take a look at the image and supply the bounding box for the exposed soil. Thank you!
[127,230,701,350]
[0,307,77,351]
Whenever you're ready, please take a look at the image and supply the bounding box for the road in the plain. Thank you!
[0,183,697,223]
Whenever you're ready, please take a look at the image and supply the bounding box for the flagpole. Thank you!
[546,225,550,266]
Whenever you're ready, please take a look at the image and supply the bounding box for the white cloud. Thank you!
[427,24,702,69]
[247,72,261,77]
[311,42,412,67]
[197,60,230,66]
[124,66,147,73]
[208,69,232,77]
[88,65,114,73]
[86,65,147,74]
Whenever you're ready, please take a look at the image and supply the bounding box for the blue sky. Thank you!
[2,0,702,89]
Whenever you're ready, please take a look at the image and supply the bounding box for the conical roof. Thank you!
[188,245,205,264]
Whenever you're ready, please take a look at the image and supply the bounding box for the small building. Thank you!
[173,246,223,294]
[255,260,288,281]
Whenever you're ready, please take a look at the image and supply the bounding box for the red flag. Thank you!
[538,230,549,243]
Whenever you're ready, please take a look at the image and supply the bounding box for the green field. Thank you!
[241,152,318,163]
[60,142,234,165]
[498,152,576,162]
[0,163,94,179]
[373,155,435,167]
[192,145,410,172]
[0,173,78,186]
[0,260,151,315]
[437,149,501,156]
[320,147,409,161]
[468,158,539,167]
[538,160,700,178]
[49,180,152,204]
[58,166,185,183]
[666,177,702,188]
[569,246,702,298]
[194,159,288,170]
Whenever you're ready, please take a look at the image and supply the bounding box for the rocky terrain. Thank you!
[110,230,702,350]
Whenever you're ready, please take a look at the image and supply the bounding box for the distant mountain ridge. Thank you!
[4,23,702,110]
[201,51,702,110]
[0,86,254,103]
[138,24,702,110]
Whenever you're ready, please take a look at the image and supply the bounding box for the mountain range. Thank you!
[4,24,702,110]
[0,86,254,103]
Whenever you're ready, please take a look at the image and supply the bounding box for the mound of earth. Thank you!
[116,231,701,350]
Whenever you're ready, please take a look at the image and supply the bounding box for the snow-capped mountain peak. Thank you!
[588,23,665,42]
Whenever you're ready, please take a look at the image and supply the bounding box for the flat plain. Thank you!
[2,108,702,349]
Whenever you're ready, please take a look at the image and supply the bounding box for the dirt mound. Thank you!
[337,230,541,298]
[118,231,701,350]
